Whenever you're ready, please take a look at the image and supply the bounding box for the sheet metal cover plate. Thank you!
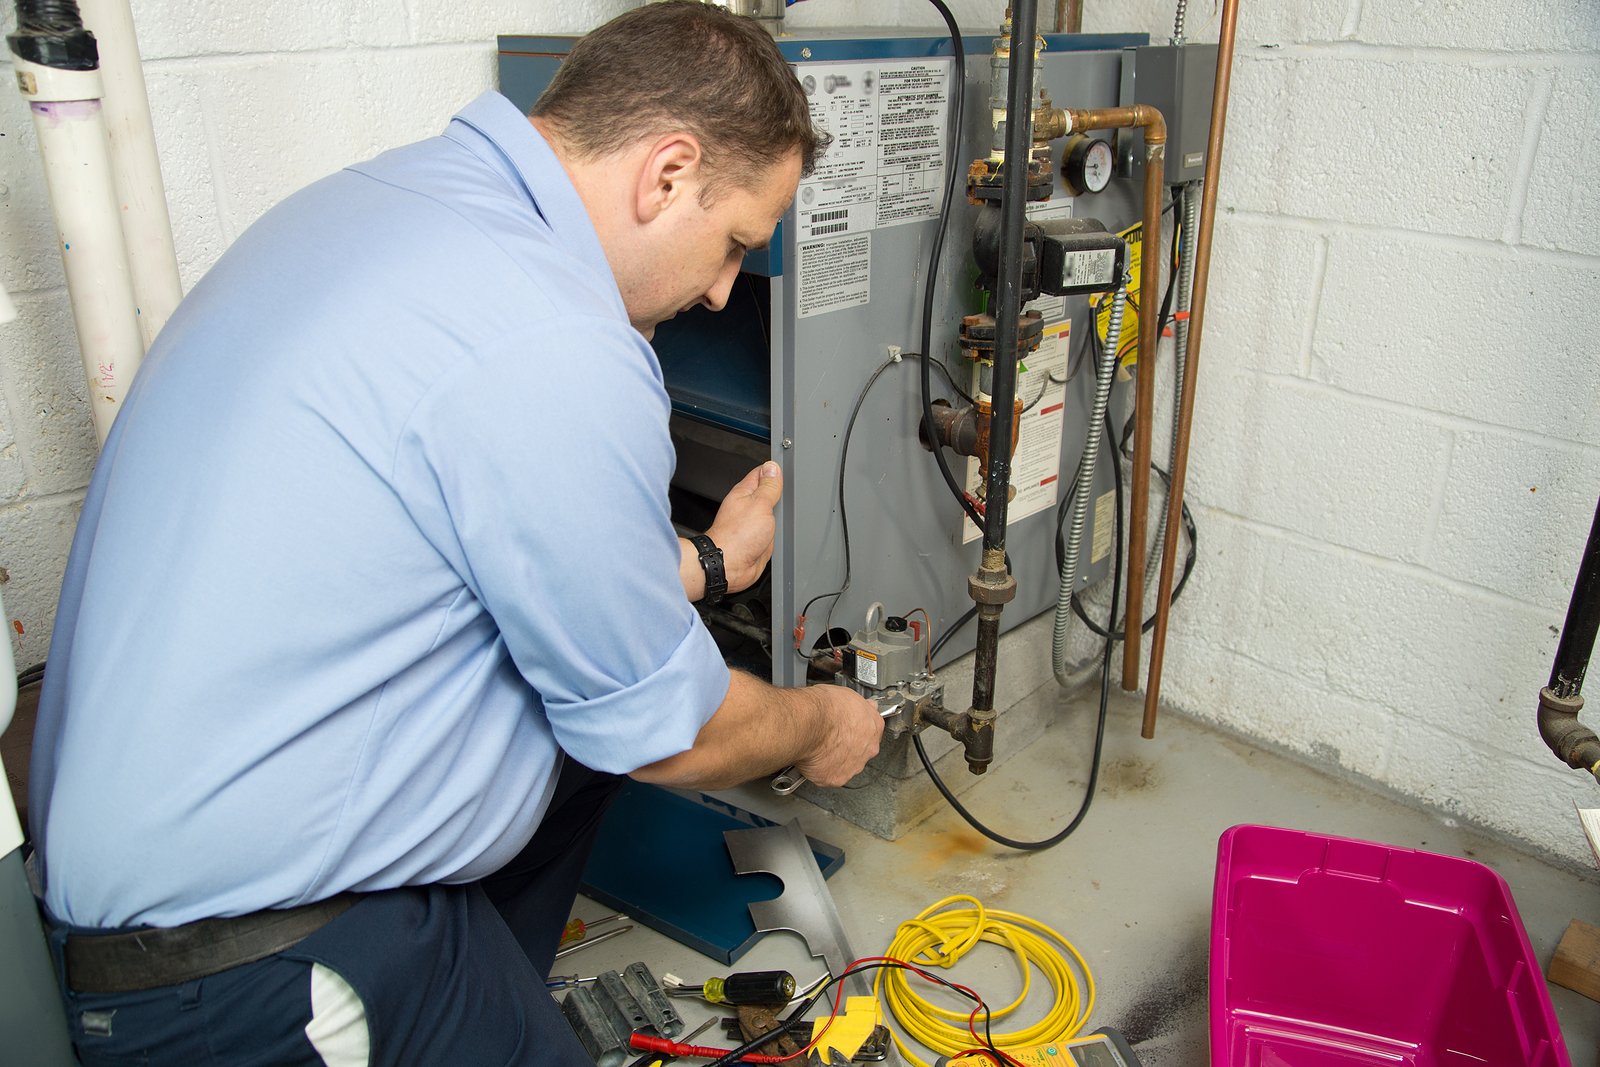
[580,782,844,964]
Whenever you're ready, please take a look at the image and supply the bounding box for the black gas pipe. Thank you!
[956,1,1038,774]
[1539,496,1600,781]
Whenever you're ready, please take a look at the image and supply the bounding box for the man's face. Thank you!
[629,150,801,340]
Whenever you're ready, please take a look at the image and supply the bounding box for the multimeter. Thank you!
[935,1027,1143,1067]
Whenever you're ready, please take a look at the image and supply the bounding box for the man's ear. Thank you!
[635,133,704,223]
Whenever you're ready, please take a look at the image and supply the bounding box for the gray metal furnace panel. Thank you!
[769,34,1145,686]
[497,30,1152,690]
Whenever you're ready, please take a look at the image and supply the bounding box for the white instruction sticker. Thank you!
[796,58,952,239]
[961,320,1073,543]
[797,233,871,319]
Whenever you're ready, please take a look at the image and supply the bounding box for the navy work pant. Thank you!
[48,759,623,1066]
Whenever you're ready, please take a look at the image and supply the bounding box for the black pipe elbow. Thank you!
[1538,687,1600,783]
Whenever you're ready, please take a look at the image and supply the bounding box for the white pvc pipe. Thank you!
[15,56,145,444]
[79,0,183,349]
[0,588,19,855]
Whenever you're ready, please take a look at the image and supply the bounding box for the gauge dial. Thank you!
[1063,135,1115,196]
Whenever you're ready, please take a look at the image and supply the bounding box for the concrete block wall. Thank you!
[1068,0,1600,867]
[2,0,1598,865]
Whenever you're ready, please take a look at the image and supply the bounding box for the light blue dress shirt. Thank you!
[29,92,731,928]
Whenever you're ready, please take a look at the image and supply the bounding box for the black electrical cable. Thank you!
[16,661,45,689]
[702,960,1014,1067]
[1068,464,1196,638]
[912,406,1124,852]
[930,606,978,661]
[916,0,984,529]
[797,353,965,660]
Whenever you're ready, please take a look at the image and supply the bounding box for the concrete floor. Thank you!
[566,688,1600,1066]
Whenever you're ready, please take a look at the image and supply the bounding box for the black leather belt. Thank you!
[63,894,357,994]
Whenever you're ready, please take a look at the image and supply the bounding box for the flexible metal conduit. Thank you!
[1051,104,1165,689]
[1143,0,1241,737]
[1145,183,1199,588]
[1053,284,1127,685]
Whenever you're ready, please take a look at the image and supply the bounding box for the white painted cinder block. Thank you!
[1243,58,1535,239]
[1522,67,1600,258]
[415,0,637,44]
[126,0,409,61]
[0,392,28,505]
[186,46,495,245]
[0,294,98,496]
[1162,636,1396,781]
[1356,0,1600,54]
[1201,213,1323,376]
[1384,719,1599,868]
[1313,232,1600,445]
[1429,430,1600,613]
[1188,515,1562,754]
[1184,371,1452,562]
[141,69,228,292]
[0,496,84,671]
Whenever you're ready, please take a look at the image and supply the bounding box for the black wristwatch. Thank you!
[688,533,727,606]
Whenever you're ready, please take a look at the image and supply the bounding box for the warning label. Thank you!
[798,233,871,319]
[794,58,952,241]
[961,320,1073,544]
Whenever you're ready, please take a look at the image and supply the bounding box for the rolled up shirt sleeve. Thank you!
[394,313,731,773]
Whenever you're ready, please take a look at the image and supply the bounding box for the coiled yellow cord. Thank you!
[875,895,1096,1067]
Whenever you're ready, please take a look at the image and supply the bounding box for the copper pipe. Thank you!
[1054,0,1083,33]
[1142,0,1241,738]
[1060,104,1167,690]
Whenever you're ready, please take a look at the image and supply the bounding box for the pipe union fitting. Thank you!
[967,570,1018,606]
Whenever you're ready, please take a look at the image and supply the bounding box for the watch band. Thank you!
[688,533,727,606]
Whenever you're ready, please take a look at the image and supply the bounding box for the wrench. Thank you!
[770,697,903,795]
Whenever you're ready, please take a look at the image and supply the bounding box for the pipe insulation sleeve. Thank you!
[1053,284,1127,685]
[15,55,144,444]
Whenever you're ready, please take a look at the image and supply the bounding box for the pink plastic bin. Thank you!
[1210,825,1570,1067]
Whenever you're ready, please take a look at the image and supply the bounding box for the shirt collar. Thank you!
[445,91,616,305]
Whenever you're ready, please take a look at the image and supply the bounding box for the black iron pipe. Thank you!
[1536,497,1600,780]
[981,1,1038,551]
[1549,496,1600,699]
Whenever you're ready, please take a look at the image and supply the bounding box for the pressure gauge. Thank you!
[1062,135,1114,196]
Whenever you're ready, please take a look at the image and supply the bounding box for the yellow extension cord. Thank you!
[874,895,1096,1067]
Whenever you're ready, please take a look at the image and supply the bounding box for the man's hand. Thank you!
[706,461,782,594]
[631,672,884,791]
[792,684,885,788]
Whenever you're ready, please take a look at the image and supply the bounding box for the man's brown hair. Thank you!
[530,1,827,199]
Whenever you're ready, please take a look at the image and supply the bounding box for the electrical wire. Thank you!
[912,406,1124,851]
[701,957,1018,1067]
[796,353,959,660]
[916,0,984,529]
[878,897,1096,1067]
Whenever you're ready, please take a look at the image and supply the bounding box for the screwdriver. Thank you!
[558,912,624,947]
[552,924,633,960]
[666,970,796,1005]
